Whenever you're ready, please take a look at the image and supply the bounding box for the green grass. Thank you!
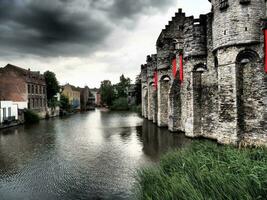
[136,141,267,200]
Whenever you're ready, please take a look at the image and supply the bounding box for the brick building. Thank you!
[0,64,47,111]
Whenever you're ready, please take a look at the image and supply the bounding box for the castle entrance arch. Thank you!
[158,75,171,127]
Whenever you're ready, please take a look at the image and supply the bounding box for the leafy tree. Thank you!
[100,80,114,106]
[110,97,129,111]
[44,71,60,107]
[115,74,131,98]
[60,94,70,111]
[134,74,142,105]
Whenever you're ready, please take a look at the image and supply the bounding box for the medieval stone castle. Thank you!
[141,0,267,146]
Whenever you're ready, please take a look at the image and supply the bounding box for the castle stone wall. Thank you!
[140,1,267,146]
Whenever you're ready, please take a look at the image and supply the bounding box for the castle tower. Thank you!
[146,55,157,121]
[182,15,208,137]
[211,0,264,50]
[156,8,186,128]
[210,0,267,145]
[151,55,158,124]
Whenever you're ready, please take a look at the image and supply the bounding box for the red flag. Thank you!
[265,30,267,73]
[154,71,158,90]
[172,58,177,78]
[179,54,184,83]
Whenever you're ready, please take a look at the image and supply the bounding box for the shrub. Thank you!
[24,110,40,124]
[110,97,129,111]
[137,141,267,200]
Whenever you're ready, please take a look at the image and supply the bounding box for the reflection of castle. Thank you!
[139,120,190,161]
[141,1,267,146]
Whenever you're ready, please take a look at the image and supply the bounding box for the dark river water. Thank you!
[0,109,190,200]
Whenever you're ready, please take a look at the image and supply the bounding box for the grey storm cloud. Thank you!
[0,0,176,57]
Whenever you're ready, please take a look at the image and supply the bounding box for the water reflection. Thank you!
[138,120,190,161]
[0,110,190,200]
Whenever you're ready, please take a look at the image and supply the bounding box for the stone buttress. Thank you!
[156,9,186,128]
[141,64,148,118]
[146,55,157,122]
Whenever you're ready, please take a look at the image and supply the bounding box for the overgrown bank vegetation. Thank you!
[24,110,40,124]
[136,141,267,200]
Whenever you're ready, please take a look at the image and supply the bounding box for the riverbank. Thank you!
[136,141,267,200]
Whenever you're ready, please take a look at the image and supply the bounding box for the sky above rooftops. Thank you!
[0,0,211,88]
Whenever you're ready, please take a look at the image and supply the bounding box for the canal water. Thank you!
[0,109,190,200]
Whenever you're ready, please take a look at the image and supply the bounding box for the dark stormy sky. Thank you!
[0,0,210,87]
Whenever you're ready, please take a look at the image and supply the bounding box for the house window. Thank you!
[32,85,34,94]
[219,0,229,10]
[28,84,31,93]
[240,0,250,4]
[8,107,11,117]
[28,99,31,109]
[3,108,6,120]
[35,85,38,94]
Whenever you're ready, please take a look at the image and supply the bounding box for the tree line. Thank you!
[100,74,141,111]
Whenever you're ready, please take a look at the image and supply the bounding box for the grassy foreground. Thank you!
[136,141,267,200]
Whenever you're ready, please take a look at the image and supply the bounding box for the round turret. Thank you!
[210,0,265,50]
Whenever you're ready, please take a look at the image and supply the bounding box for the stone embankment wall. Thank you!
[141,0,267,146]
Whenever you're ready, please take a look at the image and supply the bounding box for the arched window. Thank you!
[160,75,171,82]
[219,0,229,10]
[235,49,260,136]
[236,50,259,65]
[240,0,250,5]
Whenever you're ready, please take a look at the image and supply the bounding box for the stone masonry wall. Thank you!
[140,1,267,146]
[211,0,265,50]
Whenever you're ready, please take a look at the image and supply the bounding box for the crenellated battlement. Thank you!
[157,8,186,70]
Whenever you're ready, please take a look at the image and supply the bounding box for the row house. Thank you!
[61,84,81,110]
[0,64,47,112]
